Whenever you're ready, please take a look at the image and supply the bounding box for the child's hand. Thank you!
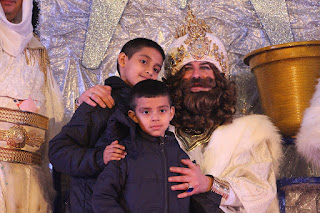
[103,140,127,165]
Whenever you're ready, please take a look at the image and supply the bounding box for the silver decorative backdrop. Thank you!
[37,0,320,211]
[37,0,320,119]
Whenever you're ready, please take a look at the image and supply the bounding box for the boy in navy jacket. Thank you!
[92,79,190,213]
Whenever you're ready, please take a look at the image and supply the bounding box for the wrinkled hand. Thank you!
[168,159,211,198]
[79,85,114,108]
[103,140,127,165]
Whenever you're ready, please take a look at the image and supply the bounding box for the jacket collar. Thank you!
[138,127,174,144]
[104,76,130,90]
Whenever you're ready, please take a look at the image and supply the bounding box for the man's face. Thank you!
[0,0,23,22]
[182,61,216,92]
[128,96,174,137]
[118,47,163,87]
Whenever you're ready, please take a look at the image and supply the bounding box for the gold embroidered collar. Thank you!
[175,126,215,151]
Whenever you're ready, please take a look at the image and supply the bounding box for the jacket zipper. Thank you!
[160,136,168,213]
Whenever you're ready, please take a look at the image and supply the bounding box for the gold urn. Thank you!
[244,41,320,137]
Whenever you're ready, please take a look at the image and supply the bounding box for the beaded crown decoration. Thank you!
[164,8,229,77]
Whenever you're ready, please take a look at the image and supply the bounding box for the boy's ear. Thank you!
[128,110,138,123]
[169,106,175,121]
[118,52,127,68]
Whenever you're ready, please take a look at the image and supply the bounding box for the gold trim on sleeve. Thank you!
[212,177,230,199]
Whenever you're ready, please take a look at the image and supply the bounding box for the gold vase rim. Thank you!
[243,40,320,66]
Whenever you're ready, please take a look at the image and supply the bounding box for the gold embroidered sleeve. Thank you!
[211,176,230,199]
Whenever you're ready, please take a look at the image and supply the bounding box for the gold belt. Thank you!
[0,125,44,149]
[0,147,41,165]
[0,107,49,130]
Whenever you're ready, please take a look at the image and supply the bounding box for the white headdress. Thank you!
[0,0,33,56]
[164,9,229,77]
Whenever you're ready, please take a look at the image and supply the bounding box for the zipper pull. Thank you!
[160,137,164,151]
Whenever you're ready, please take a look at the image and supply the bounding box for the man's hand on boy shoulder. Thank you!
[103,140,127,165]
[79,85,114,108]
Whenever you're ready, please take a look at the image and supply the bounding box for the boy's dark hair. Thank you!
[129,79,172,111]
[117,38,165,74]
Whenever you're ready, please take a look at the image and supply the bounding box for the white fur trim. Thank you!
[202,114,282,177]
[296,79,320,169]
[172,114,282,212]
[171,114,283,177]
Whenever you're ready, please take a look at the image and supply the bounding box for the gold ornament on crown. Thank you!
[166,8,228,76]
[175,8,211,39]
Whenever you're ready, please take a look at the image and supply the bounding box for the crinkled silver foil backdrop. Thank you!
[37,0,320,212]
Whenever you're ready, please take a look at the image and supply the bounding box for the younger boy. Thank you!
[92,79,190,213]
[49,38,165,212]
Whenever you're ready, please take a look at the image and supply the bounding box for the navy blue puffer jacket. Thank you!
[49,77,131,213]
[92,109,190,213]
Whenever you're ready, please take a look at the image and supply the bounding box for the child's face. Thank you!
[128,96,175,137]
[118,47,163,87]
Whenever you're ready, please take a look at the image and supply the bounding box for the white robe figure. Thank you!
[0,0,64,212]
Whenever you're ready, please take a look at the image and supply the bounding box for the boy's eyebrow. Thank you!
[138,105,170,110]
[139,54,162,67]
[157,105,170,108]
[138,106,151,110]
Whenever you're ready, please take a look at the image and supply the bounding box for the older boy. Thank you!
[92,79,190,213]
[49,38,165,212]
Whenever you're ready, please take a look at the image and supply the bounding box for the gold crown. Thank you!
[175,7,212,39]
[165,8,228,77]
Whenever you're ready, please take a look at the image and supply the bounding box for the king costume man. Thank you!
[164,9,283,213]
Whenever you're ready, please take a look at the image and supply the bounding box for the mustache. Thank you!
[181,77,216,91]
